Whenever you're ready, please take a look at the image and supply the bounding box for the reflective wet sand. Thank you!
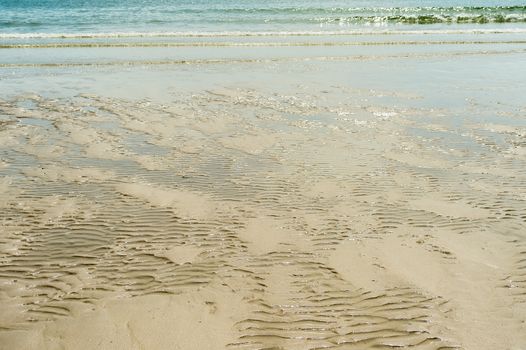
[0,37,526,349]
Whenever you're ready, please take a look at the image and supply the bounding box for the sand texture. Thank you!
[0,73,525,350]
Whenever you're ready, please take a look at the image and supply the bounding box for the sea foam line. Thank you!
[2,29,526,39]
[1,40,526,49]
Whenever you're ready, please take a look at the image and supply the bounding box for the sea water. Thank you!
[1,0,526,36]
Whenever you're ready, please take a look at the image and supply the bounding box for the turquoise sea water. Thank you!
[1,0,526,36]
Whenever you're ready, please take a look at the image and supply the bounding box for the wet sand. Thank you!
[1,37,526,350]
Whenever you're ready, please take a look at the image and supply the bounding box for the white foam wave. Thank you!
[2,28,526,39]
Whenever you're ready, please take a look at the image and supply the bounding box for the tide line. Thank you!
[1,48,525,68]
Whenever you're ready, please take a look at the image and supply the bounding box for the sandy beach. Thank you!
[1,6,526,348]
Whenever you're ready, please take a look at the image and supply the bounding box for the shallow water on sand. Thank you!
[1,34,526,349]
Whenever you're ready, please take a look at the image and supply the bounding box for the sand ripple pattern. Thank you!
[0,88,525,348]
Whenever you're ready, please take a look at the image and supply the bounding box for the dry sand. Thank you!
[0,83,525,350]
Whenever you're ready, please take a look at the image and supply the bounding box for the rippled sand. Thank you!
[1,41,526,350]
